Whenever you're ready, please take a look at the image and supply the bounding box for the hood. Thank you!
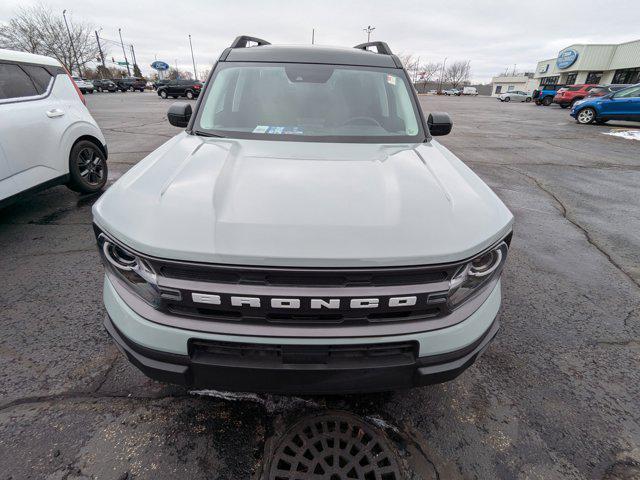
[93,133,513,267]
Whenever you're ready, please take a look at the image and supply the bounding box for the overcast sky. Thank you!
[1,0,639,82]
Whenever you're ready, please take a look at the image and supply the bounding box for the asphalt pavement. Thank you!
[0,91,638,479]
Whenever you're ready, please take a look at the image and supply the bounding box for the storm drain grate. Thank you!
[268,413,401,480]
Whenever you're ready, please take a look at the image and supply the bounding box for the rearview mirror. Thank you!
[427,112,453,136]
[167,102,192,128]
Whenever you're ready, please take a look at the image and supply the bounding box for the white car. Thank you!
[0,49,108,207]
[498,91,531,102]
[462,86,478,96]
[93,37,513,394]
[443,88,461,96]
[72,76,95,94]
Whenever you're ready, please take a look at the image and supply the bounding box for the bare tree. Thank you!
[398,54,444,93]
[415,62,440,93]
[0,3,101,76]
[167,68,193,80]
[397,53,421,84]
[445,60,471,89]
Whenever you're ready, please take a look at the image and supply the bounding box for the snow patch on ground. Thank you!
[602,129,640,141]
[189,389,320,412]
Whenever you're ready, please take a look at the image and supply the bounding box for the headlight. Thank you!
[97,233,161,307]
[448,241,508,309]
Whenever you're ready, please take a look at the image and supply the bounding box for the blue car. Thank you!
[571,84,640,124]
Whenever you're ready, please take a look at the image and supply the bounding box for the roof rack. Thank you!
[230,35,271,49]
[354,41,393,55]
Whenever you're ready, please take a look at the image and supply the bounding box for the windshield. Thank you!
[194,62,423,142]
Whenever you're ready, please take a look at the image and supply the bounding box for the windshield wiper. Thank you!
[193,130,226,138]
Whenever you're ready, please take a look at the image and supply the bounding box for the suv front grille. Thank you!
[148,261,460,326]
[157,263,449,287]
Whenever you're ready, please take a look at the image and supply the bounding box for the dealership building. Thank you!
[534,39,640,87]
[490,73,537,96]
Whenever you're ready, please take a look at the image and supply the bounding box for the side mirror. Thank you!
[427,112,453,136]
[167,102,192,128]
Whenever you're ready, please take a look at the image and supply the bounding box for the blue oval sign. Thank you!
[556,49,578,69]
[151,61,170,71]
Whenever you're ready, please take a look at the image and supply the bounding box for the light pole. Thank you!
[118,28,131,76]
[62,10,81,76]
[189,34,197,81]
[363,25,375,42]
[311,28,315,45]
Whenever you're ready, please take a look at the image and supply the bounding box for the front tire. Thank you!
[525,97,532,102]
[67,140,108,193]
[160,90,168,99]
[576,107,596,125]
[542,96,553,106]
[504,97,510,102]
[186,90,194,100]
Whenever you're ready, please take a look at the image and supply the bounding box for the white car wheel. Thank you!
[577,108,596,124]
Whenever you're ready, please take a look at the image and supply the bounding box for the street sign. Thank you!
[151,61,170,71]
[116,61,129,66]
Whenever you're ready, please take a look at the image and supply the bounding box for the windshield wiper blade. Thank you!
[193,130,226,138]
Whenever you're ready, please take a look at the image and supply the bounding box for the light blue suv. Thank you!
[571,84,640,124]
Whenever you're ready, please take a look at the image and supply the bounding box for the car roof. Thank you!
[224,44,398,68]
[0,48,62,67]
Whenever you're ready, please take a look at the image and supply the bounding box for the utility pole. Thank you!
[311,28,315,45]
[363,25,375,42]
[95,30,106,70]
[438,57,447,93]
[62,10,81,76]
[189,34,197,81]
[118,28,131,76]
[130,45,138,68]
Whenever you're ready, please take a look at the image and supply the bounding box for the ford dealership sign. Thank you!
[556,49,578,69]
[151,61,170,71]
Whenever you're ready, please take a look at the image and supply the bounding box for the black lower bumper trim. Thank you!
[104,316,499,394]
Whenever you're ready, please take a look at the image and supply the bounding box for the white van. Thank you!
[0,49,108,207]
[462,86,478,96]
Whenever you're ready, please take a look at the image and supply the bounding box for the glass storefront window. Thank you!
[540,76,559,86]
[612,68,640,84]
[585,71,603,84]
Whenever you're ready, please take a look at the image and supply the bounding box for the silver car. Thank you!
[498,90,531,102]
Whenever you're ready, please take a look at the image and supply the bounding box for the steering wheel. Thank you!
[341,116,382,127]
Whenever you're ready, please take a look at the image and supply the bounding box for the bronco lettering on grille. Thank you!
[191,293,420,309]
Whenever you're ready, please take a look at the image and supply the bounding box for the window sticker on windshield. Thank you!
[254,126,304,135]
[386,75,396,86]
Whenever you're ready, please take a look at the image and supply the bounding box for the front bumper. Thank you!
[105,313,499,394]
[103,275,502,394]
